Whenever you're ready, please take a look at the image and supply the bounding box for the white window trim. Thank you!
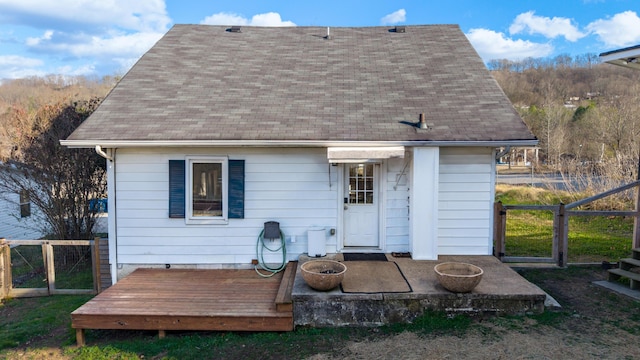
[19,189,31,218]
[186,155,229,225]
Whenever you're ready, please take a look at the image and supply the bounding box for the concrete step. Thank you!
[620,257,640,269]
[633,248,640,260]
[608,268,640,290]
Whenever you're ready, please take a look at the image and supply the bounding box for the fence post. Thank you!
[562,205,569,267]
[92,237,101,294]
[633,184,640,249]
[42,242,56,295]
[554,204,568,267]
[0,238,9,299]
[493,202,506,261]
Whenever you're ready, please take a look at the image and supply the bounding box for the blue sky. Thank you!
[0,0,639,80]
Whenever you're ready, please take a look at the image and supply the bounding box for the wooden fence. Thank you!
[494,180,640,267]
[0,238,110,299]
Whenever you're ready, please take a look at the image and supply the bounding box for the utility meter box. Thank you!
[307,228,326,257]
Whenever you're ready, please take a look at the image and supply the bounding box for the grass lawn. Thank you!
[2,266,640,359]
[1,184,637,358]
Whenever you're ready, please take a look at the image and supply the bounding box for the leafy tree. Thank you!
[0,98,106,239]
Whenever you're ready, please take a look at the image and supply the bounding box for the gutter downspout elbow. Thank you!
[495,146,511,160]
[95,145,114,162]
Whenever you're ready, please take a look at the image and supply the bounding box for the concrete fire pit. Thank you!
[300,260,347,291]
[434,262,483,293]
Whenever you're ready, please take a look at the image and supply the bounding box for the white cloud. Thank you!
[0,54,43,68]
[466,28,554,62]
[586,11,640,48]
[200,12,250,26]
[0,0,171,33]
[509,11,585,42]
[23,28,164,72]
[0,0,171,78]
[380,9,406,25]
[250,13,296,27]
[55,63,96,77]
[25,30,53,46]
[200,12,295,27]
[35,31,164,58]
[0,55,45,79]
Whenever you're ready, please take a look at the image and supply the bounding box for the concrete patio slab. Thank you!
[293,255,548,327]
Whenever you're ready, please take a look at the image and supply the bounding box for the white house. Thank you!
[62,25,537,284]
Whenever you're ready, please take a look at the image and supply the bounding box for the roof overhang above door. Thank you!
[327,146,405,163]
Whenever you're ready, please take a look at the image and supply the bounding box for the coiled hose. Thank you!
[255,229,287,277]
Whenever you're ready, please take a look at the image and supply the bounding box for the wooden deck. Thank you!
[72,263,297,346]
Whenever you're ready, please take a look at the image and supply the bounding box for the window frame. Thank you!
[19,189,31,218]
[185,156,229,225]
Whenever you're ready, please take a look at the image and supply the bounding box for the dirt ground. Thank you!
[309,266,640,360]
[2,266,640,359]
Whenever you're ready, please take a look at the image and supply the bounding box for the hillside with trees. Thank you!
[0,76,115,239]
[0,76,115,159]
[491,54,640,184]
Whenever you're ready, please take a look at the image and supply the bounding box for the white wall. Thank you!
[437,147,494,255]
[384,157,410,254]
[410,147,440,260]
[0,191,45,240]
[114,147,339,270]
[111,146,497,277]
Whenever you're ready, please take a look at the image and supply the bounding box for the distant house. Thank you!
[0,165,108,240]
[62,25,537,284]
[0,171,46,240]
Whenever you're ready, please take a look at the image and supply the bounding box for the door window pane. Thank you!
[348,164,374,204]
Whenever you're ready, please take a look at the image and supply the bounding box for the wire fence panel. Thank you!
[3,240,98,298]
[53,245,93,290]
[11,245,45,288]
[505,209,555,259]
[567,215,634,263]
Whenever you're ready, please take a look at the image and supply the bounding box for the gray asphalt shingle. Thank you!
[67,24,536,143]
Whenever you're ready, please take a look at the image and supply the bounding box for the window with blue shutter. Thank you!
[168,158,244,221]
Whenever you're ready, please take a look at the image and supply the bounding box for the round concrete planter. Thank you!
[434,262,483,293]
[300,260,347,291]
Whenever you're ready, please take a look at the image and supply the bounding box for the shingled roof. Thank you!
[64,24,536,147]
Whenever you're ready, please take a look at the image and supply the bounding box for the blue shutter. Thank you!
[169,160,185,218]
[228,160,245,219]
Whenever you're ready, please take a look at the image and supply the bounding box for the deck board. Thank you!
[71,268,293,338]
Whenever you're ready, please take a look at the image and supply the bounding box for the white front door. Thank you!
[343,163,379,247]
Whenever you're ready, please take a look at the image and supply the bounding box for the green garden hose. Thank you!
[255,229,287,277]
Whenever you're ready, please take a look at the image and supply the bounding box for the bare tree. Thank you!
[0,98,106,239]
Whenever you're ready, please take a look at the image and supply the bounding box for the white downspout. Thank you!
[95,146,118,285]
[495,146,511,160]
[95,145,114,161]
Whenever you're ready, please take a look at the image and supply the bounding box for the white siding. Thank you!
[114,148,339,268]
[112,145,496,273]
[437,147,494,255]
[384,157,410,253]
[0,192,46,240]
